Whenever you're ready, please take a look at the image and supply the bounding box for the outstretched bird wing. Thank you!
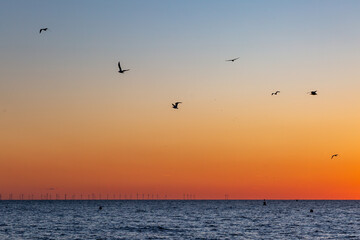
[118,62,122,71]
[226,57,239,61]
[172,102,182,108]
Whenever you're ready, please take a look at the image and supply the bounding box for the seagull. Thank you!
[39,28,48,33]
[118,62,130,73]
[226,57,239,62]
[172,102,182,109]
[308,90,317,95]
[271,91,280,95]
[331,154,338,159]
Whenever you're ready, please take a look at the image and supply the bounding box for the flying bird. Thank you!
[271,91,280,95]
[331,154,338,159]
[39,28,48,33]
[172,102,182,109]
[118,61,130,73]
[308,90,318,95]
[226,57,239,62]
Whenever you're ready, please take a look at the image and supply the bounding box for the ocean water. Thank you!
[0,200,359,239]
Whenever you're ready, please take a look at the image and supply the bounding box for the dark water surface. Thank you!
[0,200,359,239]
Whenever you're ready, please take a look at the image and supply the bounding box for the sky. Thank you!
[1,0,360,199]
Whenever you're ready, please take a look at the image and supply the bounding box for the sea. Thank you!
[0,200,359,239]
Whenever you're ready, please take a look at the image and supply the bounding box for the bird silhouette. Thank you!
[172,102,182,109]
[331,154,338,159]
[118,62,130,73]
[39,28,48,33]
[226,57,239,62]
[271,91,280,95]
[308,90,317,95]
[98,206,103,210]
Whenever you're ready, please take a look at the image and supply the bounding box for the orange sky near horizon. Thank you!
[1,90,360,199]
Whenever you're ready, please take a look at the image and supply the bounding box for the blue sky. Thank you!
[2,0,360,116]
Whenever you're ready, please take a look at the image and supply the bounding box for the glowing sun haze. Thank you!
[1,0,360,199]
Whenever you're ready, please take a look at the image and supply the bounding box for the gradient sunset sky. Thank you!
[1,0,360,199]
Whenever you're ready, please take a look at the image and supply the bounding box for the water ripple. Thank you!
[0,200,360,239]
